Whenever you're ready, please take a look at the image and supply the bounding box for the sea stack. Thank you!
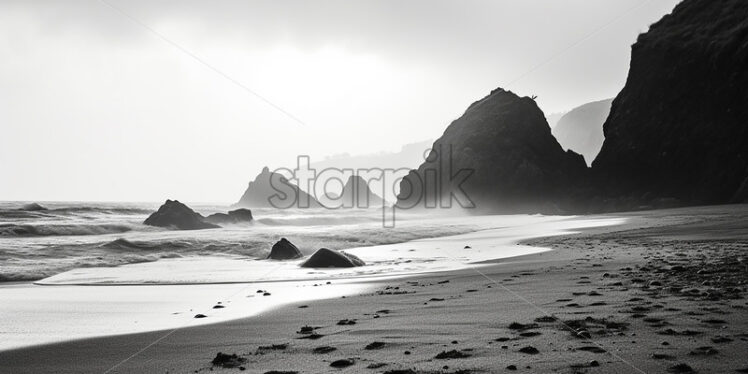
[143,200,219,230]
[591,0,748,208]
[337,175,386,208]
[204,208,254,225]
[235,167,322,209]
[300,248,365,268]
[267,238,303,260]
[19,203,47,211]
[396,88,587,213]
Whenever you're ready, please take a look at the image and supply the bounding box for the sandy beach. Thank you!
[1,204,746,373]
[3,0,747,372]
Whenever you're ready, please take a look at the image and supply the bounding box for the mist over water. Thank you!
[0,201,503,282]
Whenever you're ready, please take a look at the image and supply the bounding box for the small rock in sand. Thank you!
[313,346,336,354]
[365,341,386,350]
[211,352,246,368]
[297,326,316,334]
[329,358,355,368]
[667,363,695,373]
[688,346,718,356]
[518,346,539,354]
[508,322,538,330]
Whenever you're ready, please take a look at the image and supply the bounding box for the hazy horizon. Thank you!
[1,0,680,202]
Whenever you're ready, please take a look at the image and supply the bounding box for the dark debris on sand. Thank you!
[329,358,355,368]
[257,343,288,352]
[561,317,628,339]
[667,363,696,373]
[508,322,539,331]
[313,346,336,354]
[365,341,386,350]
[434,350,471,359]
[518,346,539,354]
[211,352,246,368]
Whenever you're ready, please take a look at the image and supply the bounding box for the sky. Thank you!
[0,0,681,203]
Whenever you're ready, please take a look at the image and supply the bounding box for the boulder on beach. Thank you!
[268,238,303,260]
[143,200,219,230]
[19,203,47,211]
[204,208,254,225]
[301,248,365,268]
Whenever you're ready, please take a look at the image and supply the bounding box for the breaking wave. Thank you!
[0,201,504,283]
[0,223,136,237]
[256,215,381,226]
[49,207,153,215]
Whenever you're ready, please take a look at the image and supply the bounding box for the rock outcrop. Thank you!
[204,209,254,225]
[336,175,386,208]
[396,88,587,213]
[19,203,47,211]
[592,0,748,208]
[267,238,303,260]
[300,248,365,268]
[143,200,219,230]
[552,98,613,166]
[235,167,322,209]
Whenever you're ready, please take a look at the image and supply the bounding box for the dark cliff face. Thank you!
[396,88,587,213]
[552,98,613,166]
[592,0,748,206]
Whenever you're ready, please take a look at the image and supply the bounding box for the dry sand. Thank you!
[1,204,747,374]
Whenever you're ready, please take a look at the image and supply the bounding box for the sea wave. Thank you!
[0,223,135,237]
[99,238,194,251]
[0,210,49,220]
[0,252,184,282]
[256,215,381,226]
[50,206,153,215]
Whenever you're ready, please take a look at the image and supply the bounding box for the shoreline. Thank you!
[1,204,746,373]
[0,214,621,352]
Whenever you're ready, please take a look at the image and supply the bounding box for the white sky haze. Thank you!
[0,0,680,202]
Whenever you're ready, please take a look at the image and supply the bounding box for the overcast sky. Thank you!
[0,0,680,203]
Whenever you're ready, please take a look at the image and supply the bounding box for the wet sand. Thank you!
[1,204,746,373]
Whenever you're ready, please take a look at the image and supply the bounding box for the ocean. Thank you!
[0,200,626,349]
[0,201,521,283]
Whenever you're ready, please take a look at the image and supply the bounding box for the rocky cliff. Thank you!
[396,88,587,213]
[592,0,748,207]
